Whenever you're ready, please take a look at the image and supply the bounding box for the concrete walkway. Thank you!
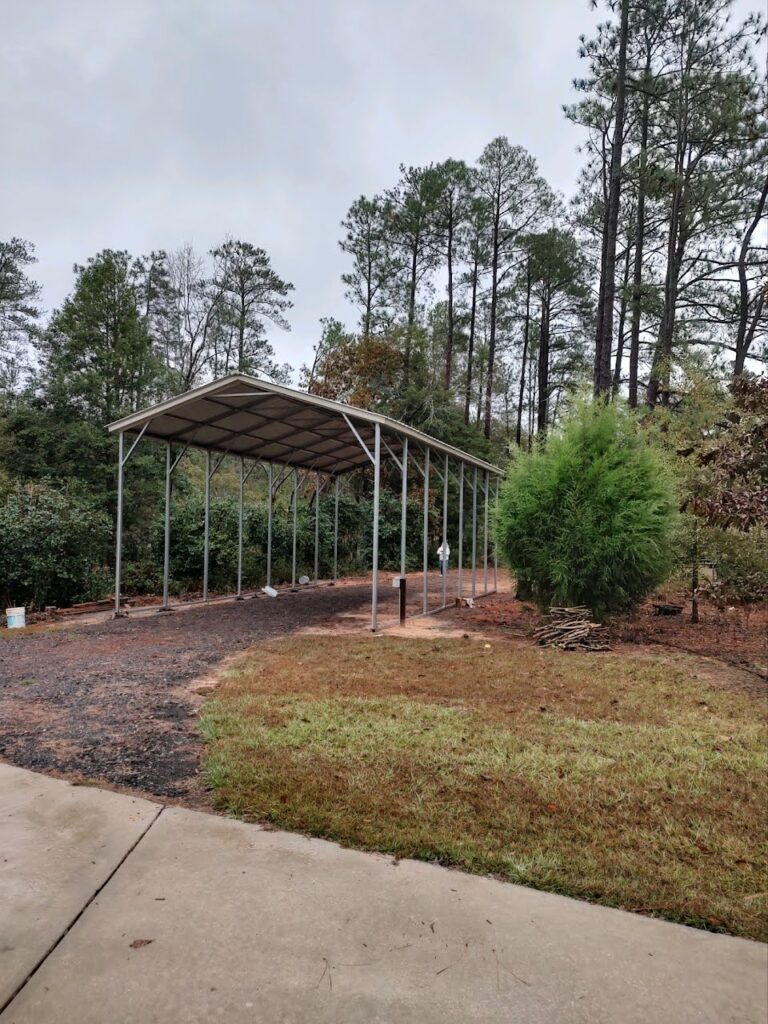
[1,765,765,1023]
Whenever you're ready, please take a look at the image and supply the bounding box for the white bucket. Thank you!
[6,607,26,629]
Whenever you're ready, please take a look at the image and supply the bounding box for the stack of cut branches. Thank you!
[534,606,611,651]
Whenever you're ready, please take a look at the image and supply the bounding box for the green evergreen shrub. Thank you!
[496,401,677,618]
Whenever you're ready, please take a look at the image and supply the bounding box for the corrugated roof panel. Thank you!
[108,374,503,476]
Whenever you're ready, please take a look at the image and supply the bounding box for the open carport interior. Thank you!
[108,374,503,630]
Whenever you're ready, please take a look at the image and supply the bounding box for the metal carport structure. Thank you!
[107,374,504,631]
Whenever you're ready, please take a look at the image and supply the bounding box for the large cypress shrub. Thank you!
[496,401,677,618]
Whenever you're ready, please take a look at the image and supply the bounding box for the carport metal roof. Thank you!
[107,373,503,477]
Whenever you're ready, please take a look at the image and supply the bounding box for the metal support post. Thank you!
[493,478,499,591]
[422,447,430,614]
[457,462,464,600]
[483,470,489,594]
[203,450,211,601]
[314,471,320,585]
[161,441,172,610]
[471,466,478,598]
[371,423,381,631]
[441,454,449,609]
[400,437,408,578]
[114,432,125,617]
[113,423,150,617]
[266,464,273,588]
[332,476,339,584]
[291,469,298,590]
[236,456,245,599]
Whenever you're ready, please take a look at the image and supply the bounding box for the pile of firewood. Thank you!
[534,606,611,651]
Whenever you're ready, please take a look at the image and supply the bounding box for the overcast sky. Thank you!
[1,0,762,374]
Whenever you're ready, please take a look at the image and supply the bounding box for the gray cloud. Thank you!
[1,0,761,374]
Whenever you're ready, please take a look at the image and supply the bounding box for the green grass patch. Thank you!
[200,636,768,940]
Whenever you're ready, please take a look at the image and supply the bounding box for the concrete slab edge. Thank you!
[0,802,164,1018]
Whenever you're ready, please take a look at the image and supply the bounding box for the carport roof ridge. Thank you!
[107,373,503,476]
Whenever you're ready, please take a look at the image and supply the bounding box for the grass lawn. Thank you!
[200,635,768,941]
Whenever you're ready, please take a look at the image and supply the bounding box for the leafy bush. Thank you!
[496,401,677,618]
[0,482,112,608]
[697,525,768,608]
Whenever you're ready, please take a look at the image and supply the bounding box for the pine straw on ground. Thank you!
[200,635,768,941]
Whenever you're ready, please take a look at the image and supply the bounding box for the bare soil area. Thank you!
[0,572,478,801]
[609,599,768,680]
[439,591,767,692]
[0,582,389,801]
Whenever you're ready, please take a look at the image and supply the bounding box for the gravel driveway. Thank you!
[0,583,384,800]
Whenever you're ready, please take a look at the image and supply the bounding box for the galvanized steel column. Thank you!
[333,476,340,583]
[114,432,125,617]
[471,465,478,599]
[422,447,430,613]
[291,469,298,589]
[400,436,408,578]
[314,471,320,585]
[441,454,449,609]
[161,441,172,610]
[266,464,273,588]
[483,470,489,594]
[493,477,499,592]
[371,423,381,631]
[203,449,211,602]
[457,461,464,600]
[236,456,245,599]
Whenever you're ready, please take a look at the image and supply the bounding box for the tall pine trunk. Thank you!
[464,255,479,425]
[628,49,651,408]
[404,234,419,385]
[594,0,630,397]
[528,344,536,449]
[536,286,551,436]
[445,208,455,389]
[483,196,501,438]
[612,235,633,395]
[648,168,685,406]
[363,234,373,340]
[515,260,531,447]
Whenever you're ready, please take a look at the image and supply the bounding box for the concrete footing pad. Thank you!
[0,764,159,1013]
[1,773,766,1024]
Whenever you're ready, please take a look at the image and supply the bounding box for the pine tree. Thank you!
[385,164,443,383]
[41,250,163,422]
[209,239,294,378]
[0,238,41,394]
[432,159,473,389]
[475,138,554,437]
[339,196,401,339]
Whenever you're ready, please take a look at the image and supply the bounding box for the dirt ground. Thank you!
[438,590,768,688]
[1,572,763,804]
[608,599,768,679]
[0,573,473,802]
